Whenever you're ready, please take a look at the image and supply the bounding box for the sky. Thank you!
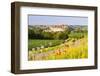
[28,15,88,25]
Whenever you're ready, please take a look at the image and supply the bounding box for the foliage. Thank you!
[68,32,84,39]
[28,25,87,40]
[28,27,69,40]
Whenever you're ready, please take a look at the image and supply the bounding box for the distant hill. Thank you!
[28,24,88,32]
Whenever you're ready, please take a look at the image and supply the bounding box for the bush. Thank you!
[68,32,84,39]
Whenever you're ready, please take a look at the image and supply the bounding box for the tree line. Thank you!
[28,26,87,40]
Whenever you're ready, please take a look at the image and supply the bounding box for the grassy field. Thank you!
[28,39,64,50]
[28,37,88,60]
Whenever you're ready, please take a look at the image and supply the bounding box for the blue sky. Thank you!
[28,15,88,25]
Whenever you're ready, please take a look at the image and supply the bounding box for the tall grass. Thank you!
[28,37,88,60]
